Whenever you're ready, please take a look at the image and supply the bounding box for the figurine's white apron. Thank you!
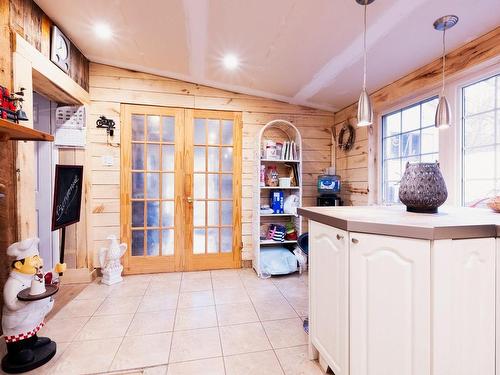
[2,271,53,338]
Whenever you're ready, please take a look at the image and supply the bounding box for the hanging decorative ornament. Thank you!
[355,0,375,127]
[433,15,459,129]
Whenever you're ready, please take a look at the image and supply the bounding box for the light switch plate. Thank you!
[102,155,114,166]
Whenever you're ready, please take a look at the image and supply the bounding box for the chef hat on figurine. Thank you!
[7,238,40,260]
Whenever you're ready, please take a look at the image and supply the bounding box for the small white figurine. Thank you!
[99,235,127,285]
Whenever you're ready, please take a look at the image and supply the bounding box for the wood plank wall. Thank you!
[9,0,89,90]
[333,27,500,206]
[88,63,334,263]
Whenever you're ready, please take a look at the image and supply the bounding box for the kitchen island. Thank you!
[298,206,500,375]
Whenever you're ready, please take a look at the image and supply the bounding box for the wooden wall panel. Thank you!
[333,27,500,206]
[9,0,89,90]
[89,63,334,263]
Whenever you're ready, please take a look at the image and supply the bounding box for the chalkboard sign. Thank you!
[51,165,83,231]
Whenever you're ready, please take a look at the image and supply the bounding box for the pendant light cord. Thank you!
[441,27,446,95]
[363,1,367,90]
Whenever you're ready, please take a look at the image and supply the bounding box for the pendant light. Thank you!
[433,15,458,129]
[355,0,375,127]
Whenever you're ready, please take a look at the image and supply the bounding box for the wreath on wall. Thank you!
[337,123,356,151]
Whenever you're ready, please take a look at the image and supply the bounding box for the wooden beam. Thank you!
[13,33,90,104]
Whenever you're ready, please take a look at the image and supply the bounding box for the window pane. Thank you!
[384,112,400,137]
[147,144,161,170]
[147,173,160,198]
[463,112,495,148]
[147,115,160,141]
[193,201,206,226]
[132,201,144,227]
[162,173,174,199]
[146,230,160,256]
[194,147,206,172]
[464,180,495,206]
[193,229,205,254]
[162,116,175,142]
[421,99,438,127]
[132,173,144,199]
[131,230,144,256]
[221,201,232,225]
[161,201,174,227]
[421,126,439,154]
[384,181,400,204]
[221,228,232,253]
[207,147,219,172]
[420,153,439,163]
[132,144,144,170]
[222,120,233,145]
[383,159,401,182]
[464,76,496,115]
[401,156,419,175]
[147,201,159,227]
[162,145,175,171]
[207,174,219,199]
[162,229,174,256]
[401,130,420,157]
[384,136,400,159]
[207,119,220,145]
[221,175,232,199]
[221,147,233,172]
[194,119,206,144]
[464,146,495,180]
[207,228,219,254]
[132,115,144,141]
[401,105,420,133]
[207,201,219,226]
[194,174,206,199]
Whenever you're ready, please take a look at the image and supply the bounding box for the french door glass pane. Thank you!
[194,147,205,172]
[161,201,174,227]
[221,175,232,198]
[147,144,161,170]
[207,201,219,226]
[147,230,160,256]
[132,115,145,141]
[162,116,175,142]
[221,228,232,253]
[162,145,175,171]
[207,147,219,172]
[132,173,144,199]
[221,147,233,171]
[132,230,144,256]
[194,119,206,144]
[162,229,174,255]
[207,119,220,145]
[193,229,205,254]
[162,173,174,199]
[147,173,160,198]
[132,144,144,170]
[207,228,219,253]
[221,202,232,225]
[147,116,161,141]
[132,201,144,227]
[193,201,206,226]
[221,120,233,145]
[207,174,219,199]
[147,201,160,227]
[194,174,206,199]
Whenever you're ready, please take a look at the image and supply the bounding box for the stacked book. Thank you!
[281,141,297,160]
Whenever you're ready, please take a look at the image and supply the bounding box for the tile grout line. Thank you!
[106,275,153,372]
[239,270,286,374]
[210,271,228,375]
[165,272,183,368]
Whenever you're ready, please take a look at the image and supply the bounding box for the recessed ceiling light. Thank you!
[223,54,239,70]
[94,23,112,39]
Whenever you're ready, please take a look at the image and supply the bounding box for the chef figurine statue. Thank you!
[1,238,66,373]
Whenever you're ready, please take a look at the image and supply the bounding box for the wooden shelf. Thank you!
[0,118,54,142]
[260,213,295,217]
[261,159,299,163]
[260,240,298,245]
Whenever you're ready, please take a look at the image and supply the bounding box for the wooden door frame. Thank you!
[121,105,242,273]
[184,109,242,271]
[121,104,185,274]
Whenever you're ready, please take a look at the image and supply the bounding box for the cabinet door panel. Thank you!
[309,221,348,375]
[350,232,430,375]
[433,238,495,375]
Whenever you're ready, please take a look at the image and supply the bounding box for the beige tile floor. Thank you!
[1,269,322,375]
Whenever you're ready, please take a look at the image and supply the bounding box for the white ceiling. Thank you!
[35,0,500,111]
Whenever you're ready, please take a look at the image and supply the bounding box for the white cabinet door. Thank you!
[433,238,495,375]
[309,221,349,375]
[350,232,430,375]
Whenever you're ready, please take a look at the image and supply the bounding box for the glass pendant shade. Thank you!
[357,89,373,127]
[435,95,451,129]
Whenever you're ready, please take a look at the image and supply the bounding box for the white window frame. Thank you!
[377,60,500,206]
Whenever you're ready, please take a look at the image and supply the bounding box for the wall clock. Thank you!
[50,26,71,73]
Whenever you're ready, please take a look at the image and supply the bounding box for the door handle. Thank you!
[187,196,193,203]
[336,234,344,240]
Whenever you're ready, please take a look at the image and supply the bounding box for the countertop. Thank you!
[297,206,500,240]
